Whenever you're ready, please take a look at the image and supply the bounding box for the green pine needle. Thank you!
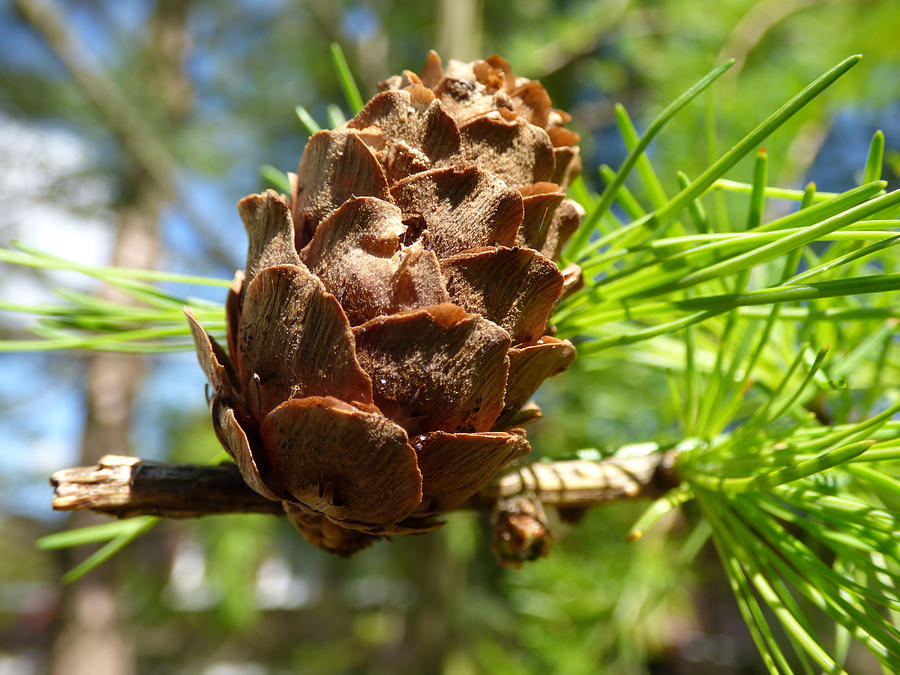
[329,42,364,114]
[626,484,693,541]
[689,440,874,493]
[260,164,291,193]
[326,103,347,128]
[565,59,735,259]
[0,244,226,353]
[38,517,159,584]
[295,105,321,135]
[864,130,886,183]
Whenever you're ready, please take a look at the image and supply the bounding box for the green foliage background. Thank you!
[2,1,900,673]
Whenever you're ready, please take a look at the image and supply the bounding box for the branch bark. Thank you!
[50,451,679,520]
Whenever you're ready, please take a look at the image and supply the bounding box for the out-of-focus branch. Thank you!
[717,0,825,76]
[50,451,679,520]
[13,0,175,196]
[13,0,241,270]
[529,0,632,79]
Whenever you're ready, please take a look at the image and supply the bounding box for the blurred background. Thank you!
[1,1,899,673]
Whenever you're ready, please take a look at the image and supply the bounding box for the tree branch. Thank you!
[14,0,242,270]
[50,451,679,520]
[13,0,175,195]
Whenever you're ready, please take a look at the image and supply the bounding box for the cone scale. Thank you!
[187,52,584,555]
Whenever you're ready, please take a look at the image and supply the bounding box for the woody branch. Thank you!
[50,451,679,520]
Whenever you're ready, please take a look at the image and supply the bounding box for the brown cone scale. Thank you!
[187,51,584,555]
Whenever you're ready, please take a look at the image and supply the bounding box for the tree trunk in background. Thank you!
[404,531,467,674]
[437,0,482,62]
[11,0,191,672]
[50,203,161,675]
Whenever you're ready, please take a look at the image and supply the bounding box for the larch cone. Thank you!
[186,51,584,556]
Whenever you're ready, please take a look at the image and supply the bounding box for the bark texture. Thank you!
[50,451,679,518]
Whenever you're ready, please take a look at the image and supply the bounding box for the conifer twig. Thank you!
[49,452,680,520]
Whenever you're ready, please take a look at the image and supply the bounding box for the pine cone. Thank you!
[186,51,584,556]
